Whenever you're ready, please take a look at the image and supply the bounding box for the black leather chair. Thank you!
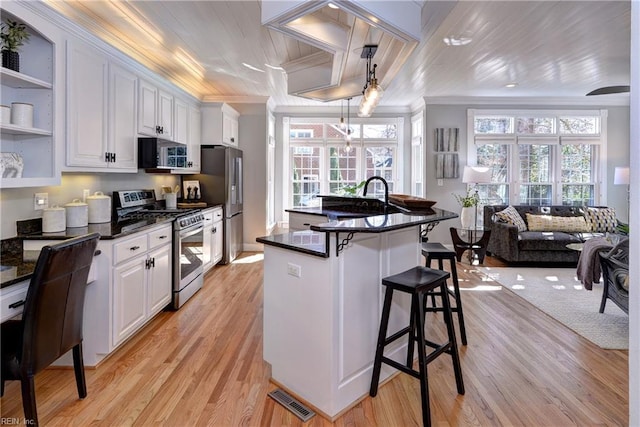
[1,233,100,426]
[599,238,629,314]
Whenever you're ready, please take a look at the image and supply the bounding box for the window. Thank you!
[286,118,401,208]
[411,113,424,197]
[469,109,606,206]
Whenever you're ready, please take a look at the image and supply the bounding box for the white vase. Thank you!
[460,206,475,229]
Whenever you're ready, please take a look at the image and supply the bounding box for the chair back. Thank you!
[20,233,100,375]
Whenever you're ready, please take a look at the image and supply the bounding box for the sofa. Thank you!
[483,205,613,263]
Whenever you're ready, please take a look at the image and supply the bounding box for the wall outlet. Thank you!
[287,263,301,278]
[34,193,48,210]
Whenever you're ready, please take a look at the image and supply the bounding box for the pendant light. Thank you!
[339,99,346,131]
[358,45,383,117]
[345,97,352,153]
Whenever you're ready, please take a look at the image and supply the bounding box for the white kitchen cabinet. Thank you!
[0,9,58,188]
[174,97,188,144]
[201,102,239,146]
[202,206,223,273]
[112,224,172,347]
[66,39,137,171]
[138,78,174,139]
[186,104,201,172]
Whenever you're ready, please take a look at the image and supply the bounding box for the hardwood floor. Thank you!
[1,253,628,426]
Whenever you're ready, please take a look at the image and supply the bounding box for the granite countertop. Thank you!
[1,217,176,289]
[285,207,373,220]
[257,208,458,257]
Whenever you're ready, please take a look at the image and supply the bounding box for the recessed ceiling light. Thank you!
[264,63,285,71]
[242,62,265,73]
[505,82,518,88]
[327,3,339,9]
[443,36,472,46]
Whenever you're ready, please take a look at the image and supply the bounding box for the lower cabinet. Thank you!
[288,212,329,231]
[202,206,224,273]
[112,225,172,347]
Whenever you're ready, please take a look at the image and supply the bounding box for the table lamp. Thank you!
[462,166,492,229]
[614,166,629,222]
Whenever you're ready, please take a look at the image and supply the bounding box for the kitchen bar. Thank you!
[257,208,457,419]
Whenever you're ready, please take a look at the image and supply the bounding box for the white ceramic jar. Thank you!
[87,191,112,223]
[0,105,10,124]
[65,199,89,228]
[10,102,33,128]
[43,206,66,232]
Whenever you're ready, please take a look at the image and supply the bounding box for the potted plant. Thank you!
[453,189,479,228]
[1,19,30,72]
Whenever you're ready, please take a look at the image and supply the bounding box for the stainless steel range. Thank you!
[113,189,205,309]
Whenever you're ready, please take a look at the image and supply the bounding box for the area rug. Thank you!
[476,267,628,350]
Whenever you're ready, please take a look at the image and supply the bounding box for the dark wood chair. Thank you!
[1,233,100,426]
[598,238,629,314]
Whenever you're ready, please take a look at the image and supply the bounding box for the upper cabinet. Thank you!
[0,10,58,188]
[65,39,137,171]
[201,102,239,147]
[138,79,174,139]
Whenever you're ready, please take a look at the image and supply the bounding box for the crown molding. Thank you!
[423,96,630,107]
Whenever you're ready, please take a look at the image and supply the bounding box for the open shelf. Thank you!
[0,123,52,136]
[1,67,52,89]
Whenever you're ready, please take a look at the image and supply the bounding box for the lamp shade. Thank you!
[462,166,492,184]
[614,166,629,185]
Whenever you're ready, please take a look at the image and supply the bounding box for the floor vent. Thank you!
[268,388,315,422]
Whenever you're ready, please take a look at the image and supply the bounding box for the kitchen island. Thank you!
[257,208,457,419]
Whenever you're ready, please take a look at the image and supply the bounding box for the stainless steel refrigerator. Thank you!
[184,145,243,264]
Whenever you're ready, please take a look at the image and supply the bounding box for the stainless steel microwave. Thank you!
[138,137,190,170]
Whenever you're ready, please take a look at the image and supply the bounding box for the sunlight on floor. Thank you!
[463,284,503,291]
[233,253,264,264]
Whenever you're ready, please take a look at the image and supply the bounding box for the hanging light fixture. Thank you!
[339,99,346,131]
[345,97,352,153]
[358,45,383,117]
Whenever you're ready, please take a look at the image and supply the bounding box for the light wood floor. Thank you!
[1,253,628,426]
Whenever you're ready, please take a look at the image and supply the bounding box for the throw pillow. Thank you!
[525,214,590,232]
[493,206,527,232]
[583,207,617,233]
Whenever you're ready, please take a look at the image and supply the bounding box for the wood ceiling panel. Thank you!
[45,1,631,107]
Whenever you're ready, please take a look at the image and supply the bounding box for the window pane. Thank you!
[519,184,552,205]
[290,123,323,139]
[562,185,594,206]
[558,117,600,134]
[477,143,509,204]
[365,146,395,195]
[516,117,555,134]
[291,146,321,207]
[328,146,358,194]
[474,116,513,134]
[561,144,595,205]
[362,124,397,139]
[519,144,550,182]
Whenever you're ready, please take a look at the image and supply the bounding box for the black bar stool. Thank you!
[421,242,467,345]
[369,267,465,427]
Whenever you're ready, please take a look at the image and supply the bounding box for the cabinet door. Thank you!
[147,245,172,315]
[158,90,174,139]
[113,257,147,346]
[138,79,158,136]
[230,117,239,146]
[174,98,188,144]
[222,113,234,146]
[66,40,109,167]
[187,105,201,171]
[109,63,138,169]
[212,220,224,265]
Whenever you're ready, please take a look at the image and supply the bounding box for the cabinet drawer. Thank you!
[213,207,223,221]
[113,235,148,265]
[148,225,172,249]
[1,280,30,322]
[288,213,328,231]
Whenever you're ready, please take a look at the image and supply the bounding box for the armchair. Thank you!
[598,238,629,314]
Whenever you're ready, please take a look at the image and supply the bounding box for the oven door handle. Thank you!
[179,225,204,238]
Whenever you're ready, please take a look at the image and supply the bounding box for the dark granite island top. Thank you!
[257,208,457,258]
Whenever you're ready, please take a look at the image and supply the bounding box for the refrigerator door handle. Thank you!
[236,157,243,204]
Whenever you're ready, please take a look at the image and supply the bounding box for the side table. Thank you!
[450,227,492,264]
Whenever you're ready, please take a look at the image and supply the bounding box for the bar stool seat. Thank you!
[421,242,467,345]
[369,266,465,427]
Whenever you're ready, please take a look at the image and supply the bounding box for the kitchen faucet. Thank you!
[362,176,389,211]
